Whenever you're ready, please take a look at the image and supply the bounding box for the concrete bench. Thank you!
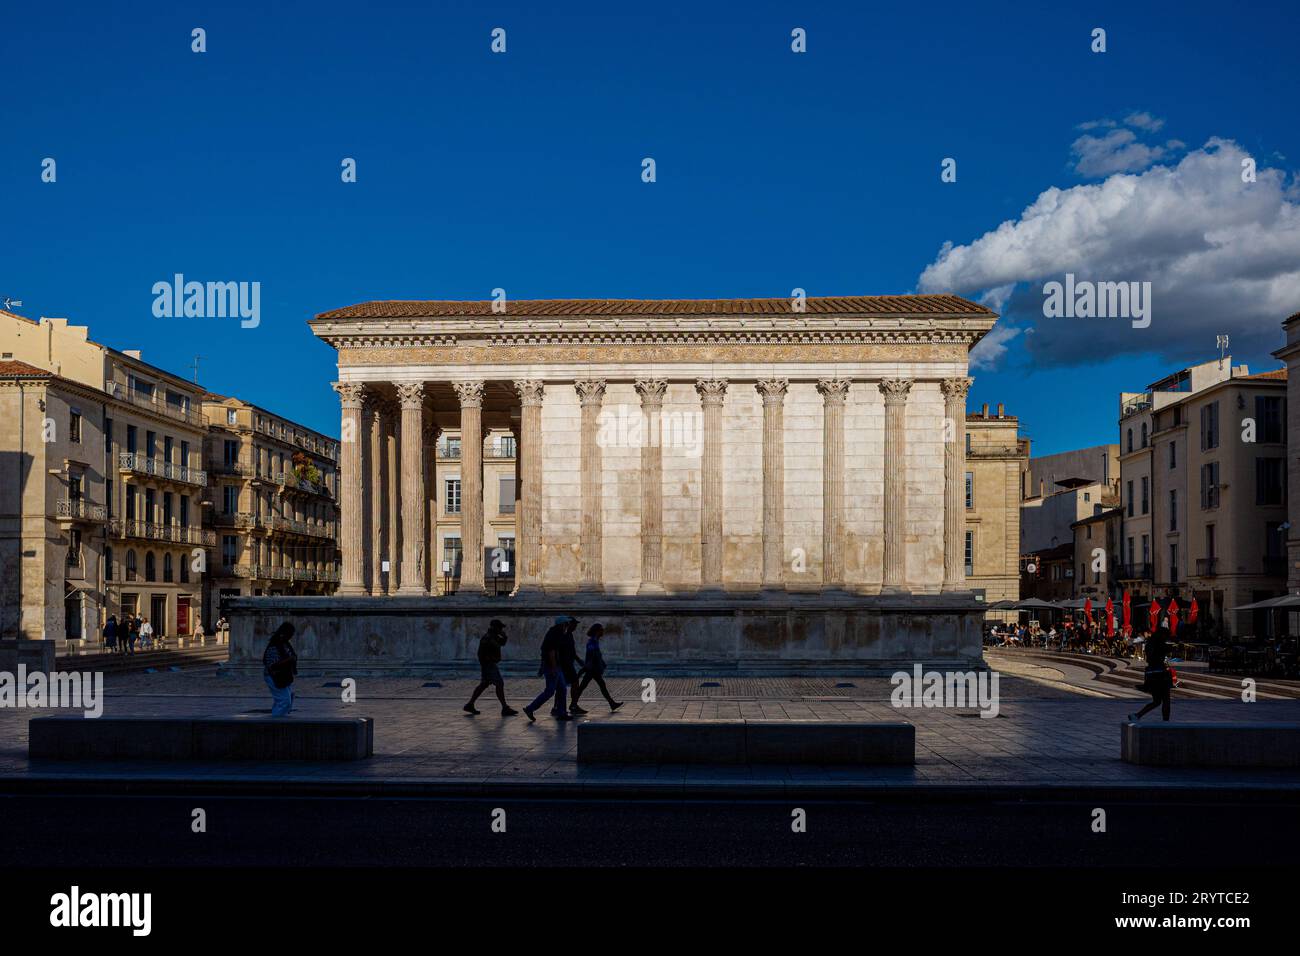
[29,716,374,761]
[578,720,914,765]
[1121,721,1300,768]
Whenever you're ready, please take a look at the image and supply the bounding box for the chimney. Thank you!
[981,403,989,417]
[124,349,143,360]
[996,403,1005,417]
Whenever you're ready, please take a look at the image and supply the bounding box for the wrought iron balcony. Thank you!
[1195,558,1217,577]
[109,519,215,547]
[56,499,107,522]
[119,452,207,487]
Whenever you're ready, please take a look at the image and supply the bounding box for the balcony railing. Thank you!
[1264,555,1288,578]
[965,444,1022,459]
[210,462,257,479]
[1195,558,1217,577]
[56,499,107,522]
[119,452,207,487]
[274,471,330,497]
[118,386,204,426]
[210,511,272,532]
[110,519,215,547]
[264,515,337,539]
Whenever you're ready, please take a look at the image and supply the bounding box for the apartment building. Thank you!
[1120,357,1288,637]
[432,428,517,594]
[202,395,340,611]
[1271,311,1300,591]
[964,403,1028,615]
[0,360,109,641]
[1071,506,1124,603]
[0,308,340,645]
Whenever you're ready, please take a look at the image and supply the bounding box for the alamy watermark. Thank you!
[0,666,103,718]
[152,274,260,328]
[597,404,703,457]
[1042,273,1151,329]
[890,665,1000,718]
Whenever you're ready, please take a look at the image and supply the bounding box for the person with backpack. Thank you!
[570,623,623,714]
[263,622,298,717]
[464,619,518,716]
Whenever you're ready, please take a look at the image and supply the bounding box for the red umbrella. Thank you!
[1168,598,1180,637]
[1148,598,1161,631]
[1084,597,1093,624]
[1105,597,1115,637]
[1189,597,1199,624]
[1122,590,1131,630]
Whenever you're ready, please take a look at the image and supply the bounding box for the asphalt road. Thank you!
[3,791,1297,868]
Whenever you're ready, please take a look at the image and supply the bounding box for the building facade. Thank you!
[201,395,341,612]
[0,308,340,646]
[964,403,1027,613]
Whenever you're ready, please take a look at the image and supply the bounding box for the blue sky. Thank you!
[3,0,1298,453]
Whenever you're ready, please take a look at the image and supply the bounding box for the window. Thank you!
[67,529,82,566]
[125,550,137,581]
[144,552,157,582]
[1201,462,1220,509]
[444,437,461,458]
[166,390,188,415]
[1140,423,1148,447]
[164,436,173,464]
[125,486,136,520]
[1169,490,1177,531]
[499,435,517,458]
[130,376,154,399]
[1141,535,1149,564]
[69,474,82,502]
[224,439,239,468]
[180,441,189,468]
[1141,477,1149,515]
[1127,428,1133,453]
[1206,524,1216,560]
[445,478,462,515]
[69,409,82,443]
[126,425,137,454]
[145,430,156,458]
[163,553,174,582]
[179,554,189,583]
[443,537,463,577]
[105,546,114,582]
[227,409,238,425]
[144,488,155,523]
[1126,480,1134,517]
[223,485,239,515]
[179,495,189,528]
[499,476,516,514]
[495,535,516,574]
[1200,401,1219,450]
[1256,457,1286,506]
[1127,537,1134,567]
[965,472,974,509]
[1169,544,1179,584]
[1169,441,1176,469]
[964,530,974,575]
[222,535,238,569]
[1257,395,1284,443]
[104,417,113,446]
[163,492,173,526]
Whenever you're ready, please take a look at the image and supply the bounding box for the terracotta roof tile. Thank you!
[0,360,52,377]
[315,295,995,321]
[1241,368,1288,381]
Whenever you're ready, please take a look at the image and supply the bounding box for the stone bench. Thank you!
[29,716,374,761]
[1121,721,1300,768]
[577,720,914,765]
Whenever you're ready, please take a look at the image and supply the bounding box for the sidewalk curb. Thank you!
[4,774,1300,802]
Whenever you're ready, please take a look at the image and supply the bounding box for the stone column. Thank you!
[576,379,606,592]
[756,379,788,590]
[941,377,974,591]
[635,379,668,594]
[818,378,851,590]
[513,381,545,594]
[332,383,367,596]
[386,405,401,591]
[423,421,441,593]
[454,382,486,594]
[369,400,391,594]
[878,379,913,593]
[696,378,728,591]
[396,383,428,594]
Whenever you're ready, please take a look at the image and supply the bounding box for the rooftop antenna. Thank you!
[189,355,204,384]
[1216,334,1229,369]
[2,296,22,311]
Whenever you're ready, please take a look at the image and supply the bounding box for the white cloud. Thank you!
[970,323,1022,370]
[918,138,1300,368]
[1071,128,1168,176]
[1124,111,1165,132]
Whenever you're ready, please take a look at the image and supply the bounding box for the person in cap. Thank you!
[524,615,579,722]
[464,619,518,716]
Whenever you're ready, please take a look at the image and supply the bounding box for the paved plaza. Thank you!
[3,658,1300,796]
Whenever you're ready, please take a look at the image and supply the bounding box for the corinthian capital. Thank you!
[514,380,545,407]
[634,379,668,405]
[332,382,367,410]
[816,378,852,405]
[453,381,485,408]
[396,382,426,409]
[694,378,728,405]
[575,379,607,406]
[940,377,974,402]
[755,378,788,404]
[878,379,914,406]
